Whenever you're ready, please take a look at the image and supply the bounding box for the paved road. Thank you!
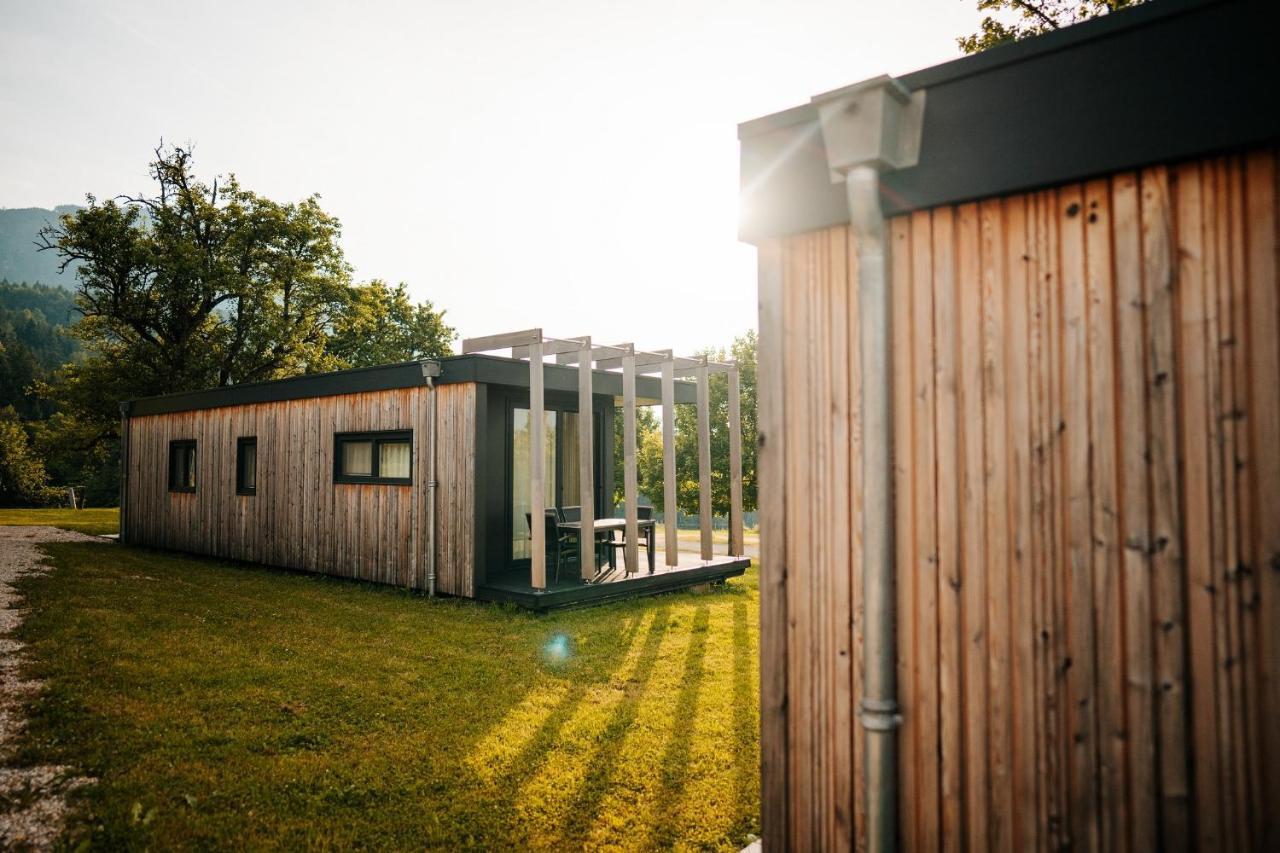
[654,533,760,561]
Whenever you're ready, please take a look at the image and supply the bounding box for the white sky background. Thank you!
[0,0,979,355]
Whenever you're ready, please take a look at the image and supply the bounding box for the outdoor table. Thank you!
[558,518,656,574]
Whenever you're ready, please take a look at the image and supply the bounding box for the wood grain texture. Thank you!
[764,147,1279,850]
[126,384,476,596]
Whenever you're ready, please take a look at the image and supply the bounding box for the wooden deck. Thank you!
[476,554,751,611]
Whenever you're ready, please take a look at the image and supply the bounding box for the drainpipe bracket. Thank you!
[859,698,903,732]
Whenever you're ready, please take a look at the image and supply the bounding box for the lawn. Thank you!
[8,530,760,849]
[0,507,119,536]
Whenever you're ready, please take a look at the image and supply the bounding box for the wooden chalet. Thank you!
[119,331,749,609]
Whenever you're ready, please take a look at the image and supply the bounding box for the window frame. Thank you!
[236,436,258,496]
[168,439,197,493]
[333,430,413,485]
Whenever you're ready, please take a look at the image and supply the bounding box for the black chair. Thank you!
[557,505,618,575]
[523,509,580,583]
[604,505,656,573]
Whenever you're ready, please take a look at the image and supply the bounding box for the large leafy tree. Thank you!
[0,406,57,506]
[32,145,454,503]
[671,331,757,517]
[615,330,758,519]
[326,279,454,369]
[958,0,1143,54]
[39,146,352,393]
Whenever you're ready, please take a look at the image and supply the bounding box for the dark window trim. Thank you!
[236,436,257,496]
[333,430,413,485]
[168,439,197,493]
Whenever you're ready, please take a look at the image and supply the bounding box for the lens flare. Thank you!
[540,632,572,666]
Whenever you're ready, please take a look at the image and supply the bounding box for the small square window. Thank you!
[236,437,257,495]
[334,431,412,484]
[168,440,196,493]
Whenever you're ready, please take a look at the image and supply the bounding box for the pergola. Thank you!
[461,329,745,589]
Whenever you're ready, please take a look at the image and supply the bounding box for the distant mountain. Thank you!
[0,206,83,288]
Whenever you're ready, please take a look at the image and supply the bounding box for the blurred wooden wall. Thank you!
[757,148,1279,851]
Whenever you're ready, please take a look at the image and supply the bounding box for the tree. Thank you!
[325,279,454,368]
[672,331,757,517]
[613,404,660,508]
[0,406,56,506]
[32,145,455,504]
[958,0,1143,54]
[0,281,82,419]
[39,145,352,394]
[615,330,758,519]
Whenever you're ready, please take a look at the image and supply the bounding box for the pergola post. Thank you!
[728,363,745,557]
[622,346,639,573]
[661,358,678,567]
[529,339,546,589]
[576,338,596,580]
[465,330,725,586]
[696,356,713,561]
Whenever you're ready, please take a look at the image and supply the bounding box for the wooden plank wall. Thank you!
[760,148,1279,851]
[125,384,476,596]
[432,382,476,597]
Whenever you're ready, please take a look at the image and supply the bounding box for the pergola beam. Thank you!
[510,337,588,358]
[595,349,672,371]
[462,328,542,354]
[555,344,630,365]
[674,361,733,378]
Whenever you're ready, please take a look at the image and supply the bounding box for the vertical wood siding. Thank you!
[442,383,479,596]
[759,149,1279,850]
[125,384,476,596]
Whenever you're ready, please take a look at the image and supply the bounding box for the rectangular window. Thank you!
[334,431,412,484]
[168,439,197,493]
[236,437,257,495]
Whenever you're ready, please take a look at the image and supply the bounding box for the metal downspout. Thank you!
[425,374,438,597]
[848,165,901,853]
[118,401,131,543]
[812,74,922,853]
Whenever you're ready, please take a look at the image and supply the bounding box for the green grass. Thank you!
[13,540,760,850]
[0,507,120,536]
[671,528,759,547]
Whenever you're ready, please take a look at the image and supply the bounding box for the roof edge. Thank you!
[124,353,699,417]
[737,0,1213,139]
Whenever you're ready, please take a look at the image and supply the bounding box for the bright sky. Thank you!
[0,0,978,355]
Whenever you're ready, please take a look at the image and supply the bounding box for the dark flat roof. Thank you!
[125,354,697,417]
[739,0,1280,241]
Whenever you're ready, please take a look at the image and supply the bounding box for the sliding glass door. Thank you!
[509,407,604,564]
[511,408,556,561]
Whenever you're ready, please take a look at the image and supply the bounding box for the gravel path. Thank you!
[0,526,101,850]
